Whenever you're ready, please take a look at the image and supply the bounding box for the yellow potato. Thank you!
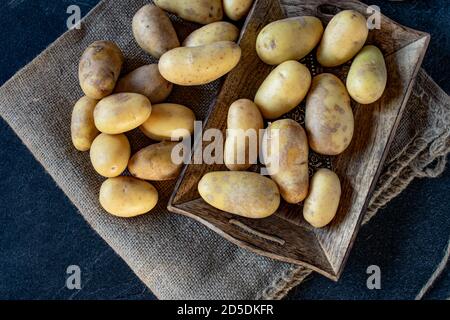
[158,41,242,86]
[132,5,180,59]
[223,0,254,21]
[99,176,158,218]
[198,171,280,218]
[71,96,100,151]
[254,60,311,119]
[154,0,223,24]
[224,99,263,171]
[128,141,182,181]
[303,169,341,228]
[94,93,152,134]
[140,103,195,141]
[346,45,387,104]
[183,22,240,47]
[90,133,130,178]
[317,10,368,67]
[305,73,354,155]
[79,40,124,100]
[256,16,323,65]
[262,119,309,204]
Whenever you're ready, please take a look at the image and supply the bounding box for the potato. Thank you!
[140,103,195,141]
[132,5,180,59]
[224,99,263,171]
[115,64,173,104]
[317,10,368,67]
[128,141,182,181]
[256,16,323,65]
[158,41,242,86]
[99,177,158,218]
[254,60,311,119]
[154,0,223,24]
[305,73,354,155]
[198,171,280,218]
[303,169,341,228]
[90,133,130,178]
[79,40,124,100]
[262,119,309,204]
[94,93,152,134]
[224,0,254,21]
[71,96,100,151]
[183,22,240,47]
[346,45,387,104]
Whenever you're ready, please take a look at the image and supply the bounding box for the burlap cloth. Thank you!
[0,0,448,300]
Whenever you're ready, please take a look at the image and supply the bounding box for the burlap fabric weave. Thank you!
[0,0,448,300]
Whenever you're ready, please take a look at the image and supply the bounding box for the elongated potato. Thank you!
[224,99,263,171]
[254,60,311,119]
[305,74,354,155]
[256,16,323,65]
[346,45,387,104]
[262,119,309,204]
[71,96,100,151]
[154,0,223,24]
[317,10,368,67]
[198,171,280,218]
[128,142,182,181]
[303,169,341,228]
[100,177,158,218]
[115,64,173,104]
[94,93,152,134]
[224,0,254,21]
[90,133,130,178]
[158,41,242,86]
[183,22,240,47]
[79,40,124,100]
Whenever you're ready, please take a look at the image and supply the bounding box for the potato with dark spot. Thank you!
[154,0,223,24]
[90,133,130,178]
[183,22,240,47]
[71,96,100,151]
[224,0,254,21]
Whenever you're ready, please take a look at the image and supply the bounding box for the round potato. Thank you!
[305,73,354,155]
[303,169,341,228]
[256,16,323,65]
[99,177,158,218]
[346,45,387,104]
[90,133,131,178]
[317,10,368,67]
[132,5,180,59]
[154,0,223,24]
[158,41,242,86]
[183,22,240,47]
[254,60,311,119]
[128,141,182,181]
[94,93,152,134]
[224,99,264,171]
[224,0,254,21]
[198,171,280,218]
[79,40,124,100]
[262,119,309,204]
[71,96,100,151]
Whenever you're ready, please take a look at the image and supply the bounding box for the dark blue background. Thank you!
[0,0,448,300]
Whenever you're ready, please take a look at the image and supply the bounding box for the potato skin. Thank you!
[256,17,323,65]
[79,40,124,100]
[224,99,264,171]
[346,45,387,104]
[90,133,131,178]
[154,0,223,24]
[303,169,341,228]
[198,171,280,218]
[317,10,368,67]
[183,22,240,47]
[159,41,241,86]
[115,64,173,104]
[71,96,100,151]
[262,119,309,204]
[223,0,254,21]
[94,93,152,134]
[305,73,354,156]
[254,60,311,119]
[128,141,182,181]
[99,177,158,218]
[132,5,180,59]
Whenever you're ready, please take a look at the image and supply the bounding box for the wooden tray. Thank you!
[168,0,429,280]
